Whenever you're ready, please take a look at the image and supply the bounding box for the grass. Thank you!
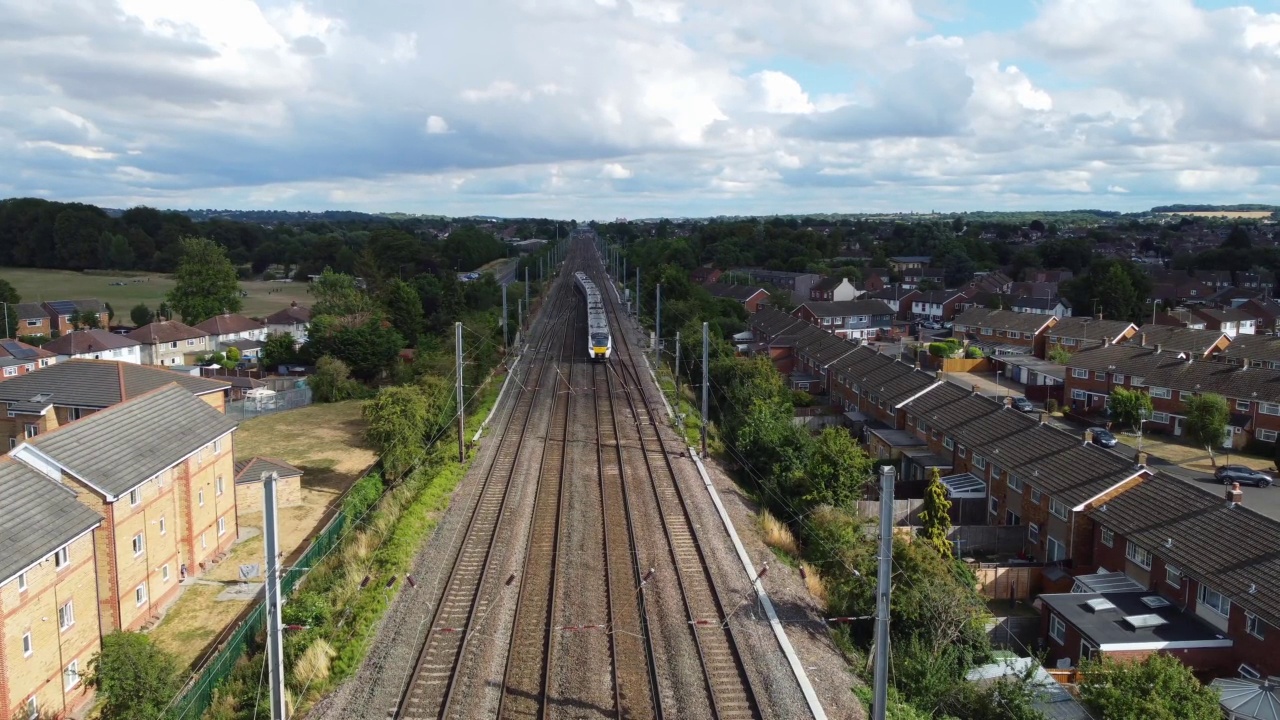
[801,561,828,607]
[0,266,315,322]
[1114,431,1277,473]
[760,509,801,557]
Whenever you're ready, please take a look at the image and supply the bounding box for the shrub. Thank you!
[310,356,365,403]
[800,561,827,606]
[1045,398,1059,414]
[87,632,182,720]
[282,591,331,627]
[964,345,984,359]
[760,509,800,557]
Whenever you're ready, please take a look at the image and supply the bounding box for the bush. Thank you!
[1045,398,1059,414]
[283,591,332,627]
[87,632,182,720]
[964,345,984,359]
[310,356,365,403]
[760,510,800,557]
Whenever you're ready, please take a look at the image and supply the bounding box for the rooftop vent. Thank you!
[1140,596,1172,609]
[1123,614,1169,630]
[28,393,53,403]
[1086,598,1117,613]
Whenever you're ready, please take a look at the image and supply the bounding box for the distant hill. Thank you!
[1151,204,1279,213]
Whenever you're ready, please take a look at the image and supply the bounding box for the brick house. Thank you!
[40,301,110,337]
[730,268,820,305]
[1041,317,1139,358]
[1239,298,1280,335]
[1121,326,1230,359]
[1190,307,1257,337]
[0,340,56,381]
[0,458,103,720]
[127,321,212,366]
[42,330,142,365]
[888,256,931,273]
[809,277,860,302]
[264,303,312,344]
[952,308,1057,356]
[193,314,268,355]
[1010,296,1071,318]
[705,284,771,313]
[864,286,920,322]
[12,385,239,632]
[911,290,970,322]
[1213,333,1280,369]
[0,360,229,455]
[10,304,51,339]
[792,300,895,340]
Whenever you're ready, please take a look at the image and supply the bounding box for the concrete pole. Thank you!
[501,284,508,349]
[518,299,524,336]
[675,331,681,395]
[623,256,627,286]
[871,465,897,720]
[456,321,465,463]
[701,322,709,456]
[525,267,530,313]
[263,471,287,720]
[2,302,8,339]
[635,268,640,318]
[655,283,662,363]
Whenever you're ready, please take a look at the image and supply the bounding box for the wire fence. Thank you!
[227,385,313,421]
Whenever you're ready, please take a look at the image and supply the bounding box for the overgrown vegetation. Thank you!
[1078,654,1221,720]
[87,632,183,720]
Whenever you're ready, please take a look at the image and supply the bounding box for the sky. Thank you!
[4,0,1280,219]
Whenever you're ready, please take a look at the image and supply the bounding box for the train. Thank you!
[573,271,613,361]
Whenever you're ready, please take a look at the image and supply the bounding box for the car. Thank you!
[1011,397,1034,412]
[1088,427,1118,448]
[1215,465,1273,488]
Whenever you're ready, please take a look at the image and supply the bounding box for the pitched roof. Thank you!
[1124,325,1228,355]
[265,304,311,324]
[194,313,266,336]
[0,359,229,409]
[234,457,303,483]
[1193,306,1256,324]
[0,339,55,361]
[705,283,769,302]
[1067,344,1280,402]
[750,307,806,338]
[1089,474,1280,627]
[1011,296,1068,310]
[25,384,238,499]
[43,329,141,355]
[127,320,209,344]
[866,285,920,301]
[45,299,106,315]
[1045,317,1137,342]
[0,457,101,584]
[1215,333,1280,363]
[953,308,1057,335]
[811,277,849,292]
[12,302,46,321]
[915,290,967,304]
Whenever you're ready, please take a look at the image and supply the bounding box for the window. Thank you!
[1101,528,1114,547]
[132,533,144,556]
[58,600,74,631]
[1081,640,1098,662]
[1063,338,1077,346]
[1238,400,1252,411]
[973,455,986,469]
[3,367,14,377]
[201,532,207,550]
[1247,612,1266,639]
[24,423,38,438]
[957,446,967,458]
[26,697,36,720]
[218,516,226,536]
[943,437,954,450]
[17,571,26,592]
[68,407,82,421]
[1050,498,1069,520]
[54,546,69,569]
[198,489,204,507]
[216,475,224,497]
[1262,402,1280,416]
[1126,541,1153,570]
[1006,510,1021,526]
[1113,373,1125,384]
[1131,376,1145,387]
[982,327,993,335]
[1072,368,1088,379]
[1241,664,1263,680]
[1152,411,1170,423]
[162,564,170,583]
[25,319,40,327]
[1008,474,1023,492]
[1166,565,1182,586]
[129,488,141,506]
[1150,387,1171,399]
[22,631,32,657]
[1029,523,1040,543]
[1030,488,1042,504]
[159,516,166,535]
[135,583,147,606]
[1199,585,1231,616]
[1095,371,1106,380]
[64,660,80,690]
[989,497,999,515]
[1071,389,1085,400]
[1049,614,1066,644]
[1179,390,1191,401]
[214,438,222,454]
[186,339,196,346]
[8,437,15,450]
[168,341,178,349]
[822,317,831,325]
[1047,536,1066,561]
[1259,429,1279,443]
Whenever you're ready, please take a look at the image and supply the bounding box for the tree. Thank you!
[802,427,873,507]
[305,316,405,381]
[919,468,953,557]
[261,331,299,369]
[68,308,102,330]
[0,278,19,338]
[130,303,154,327]
[226,346,241,363]
[363,376,453,481]
[1079,654,1221,720]
[309,356,364,403]
[1185,393,1230,465]
[309,267,375,318]
[87,631,182,720]
[1109,387,1153,431]
[380,278,425,346]
[1047,347,1073,364]
[104,301,115,324]
[166,237,242,323]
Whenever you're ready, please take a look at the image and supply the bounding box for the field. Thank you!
[151,400,376,669]
[1158,211,1275,219]
[0,267,314,322]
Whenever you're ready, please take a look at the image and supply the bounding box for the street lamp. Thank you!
[1137,406,1150,452]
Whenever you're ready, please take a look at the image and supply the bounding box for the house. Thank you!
[888,256,931,273]
[901,267,946,289]
[1041,318,1139,358]
[0,339,56,380]
[911,290,970,322]
[1120,326,1231,359]
[705,284,771,313]
[40,301,110,337]
[968,271,1014,296]
[1190,307,1257,337]
[1153,308,1208,330]
[11,303,51,338]
[233,457,303,517]
[809,277,861,302]
[0,457,104,720]
[866,286,921,322]
[264,303,312,344]
[1010,296,1071,318]
[193,314,268,354]
[41,330,142,365]
[730,268,820,305]
[1214,332,1280,369]
[0,359,230,451]
[127,321,211,366]
[792,300,895,340]
[12,384,239,632]
[690,266,722,285]
[1239,298,1280,335]
[952,308,1057,356]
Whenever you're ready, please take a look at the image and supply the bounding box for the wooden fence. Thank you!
[938,357,994,373]
[950,525,1028,555]
[973,564,1042,600]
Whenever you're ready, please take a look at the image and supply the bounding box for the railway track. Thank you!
[396,289,575,720]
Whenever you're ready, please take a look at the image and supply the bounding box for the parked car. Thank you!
[1215,465,1273,488]
[1088,427,1118,448]
[1011,397,1034,412]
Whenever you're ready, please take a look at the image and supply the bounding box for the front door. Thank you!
[1174,417,1184,436]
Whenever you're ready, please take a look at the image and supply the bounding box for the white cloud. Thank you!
[748,70,814,114]
[425,115,450,134]
[600,162,633,179]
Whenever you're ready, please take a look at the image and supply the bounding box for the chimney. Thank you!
[972,384,979,396]
[290,300,298,308]
[1154,344,1162,354]
[1241,358,1250,370]
[1227,482,1244,506]
[1135,450,1149,467]
[1003,396,1013,408]
[1039,411,1049,425]
[1084,429,1094,445]
[1139,332,1147,347]
[1096,312,1103,320]
[1104,338,1110,346]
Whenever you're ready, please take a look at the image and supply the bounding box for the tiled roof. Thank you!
[265,305,311,324]
[1195,307,1256,323]
[1066,344,1280,402]
[796,300,895,319]
[234,457,303,483]
[0,339,54,361]
[953,308,1057,335]
[811,277,846,292]
[127,320,209,344]
[1215,333,1280,363]
[866,286,919,301]
[27,384,238,499]
[0,458,101,584]
[1012,296,1068,310]
[194,314,266,336]
[1123,325,1227,355]
[915,290,967,304]
[1045,317,1137,342]
[750,307,806,338]
[43,329,141,355]
[705,283,768,302]
[0,359,229,409]
[45,299,105,315]
[12,302,46,321]
[1090,474,1280,627]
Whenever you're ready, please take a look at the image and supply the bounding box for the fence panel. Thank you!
[229,386,313,421]
[973,565,1042,600]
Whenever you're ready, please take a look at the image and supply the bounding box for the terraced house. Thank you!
[952,308,1058,356]
[1040,317,1138,358]
[792,299,895,340]
[11,384,239,632]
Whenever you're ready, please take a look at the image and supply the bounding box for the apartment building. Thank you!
[127,321,211,366]
[0,458,103,720]
[1041,317,1138,358]
[952,308,1058,356]
[792,299,895,340]
[12,385,239,632]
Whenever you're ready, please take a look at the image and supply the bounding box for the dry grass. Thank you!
[292,638,337,690]
[801,562,828,607]
[760,510,800,557]
[1115,432,1277,474]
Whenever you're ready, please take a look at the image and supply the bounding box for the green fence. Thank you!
[170,500,352,719]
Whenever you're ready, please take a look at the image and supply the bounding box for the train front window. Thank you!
[591,333,609,346]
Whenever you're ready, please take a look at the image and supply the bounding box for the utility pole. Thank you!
[655,283,662,363]
[675,331,681,394]
[871,465,896,720]
[502,284,508,349]
[623,256,627,285]
[635,268,641,318]
[518,299,524,337]
[262,471,287,720]
[525,267,530,315]
[701,321,709,456]
[456,322,465,463]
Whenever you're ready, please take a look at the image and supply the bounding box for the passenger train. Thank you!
[574,271,613,361]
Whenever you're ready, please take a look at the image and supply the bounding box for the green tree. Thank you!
[0,278,19,338]
[69,308,102,330]
[1047,347,1072,364]
[1109,387,1153,431]
[166,237,242,323]
[919,468,953,557]
[309,267,375,318]
[1079,654,1221,720]
[102,232,136,270]
[104,301,114,324]
[380,278,425,346]
[261,332,300,369]
[802,427,873,507]
[226,346,242,363]
[87,631,182,720]
[305,316,405,381]
[362,376,453,481]
[309,356,364,403]
[1185,393,1230,465]
[130,303,154,327]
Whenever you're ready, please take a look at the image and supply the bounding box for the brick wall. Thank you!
[182,435,239,575]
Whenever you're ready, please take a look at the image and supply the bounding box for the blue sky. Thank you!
[3,0,1280,218]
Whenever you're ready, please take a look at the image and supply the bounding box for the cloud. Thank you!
[747,70,814,114]
[425,115,450,134]
[600,162,633,179]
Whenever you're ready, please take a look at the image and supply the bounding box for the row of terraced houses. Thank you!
[0,360,244,720]
[749,306,1280,683]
